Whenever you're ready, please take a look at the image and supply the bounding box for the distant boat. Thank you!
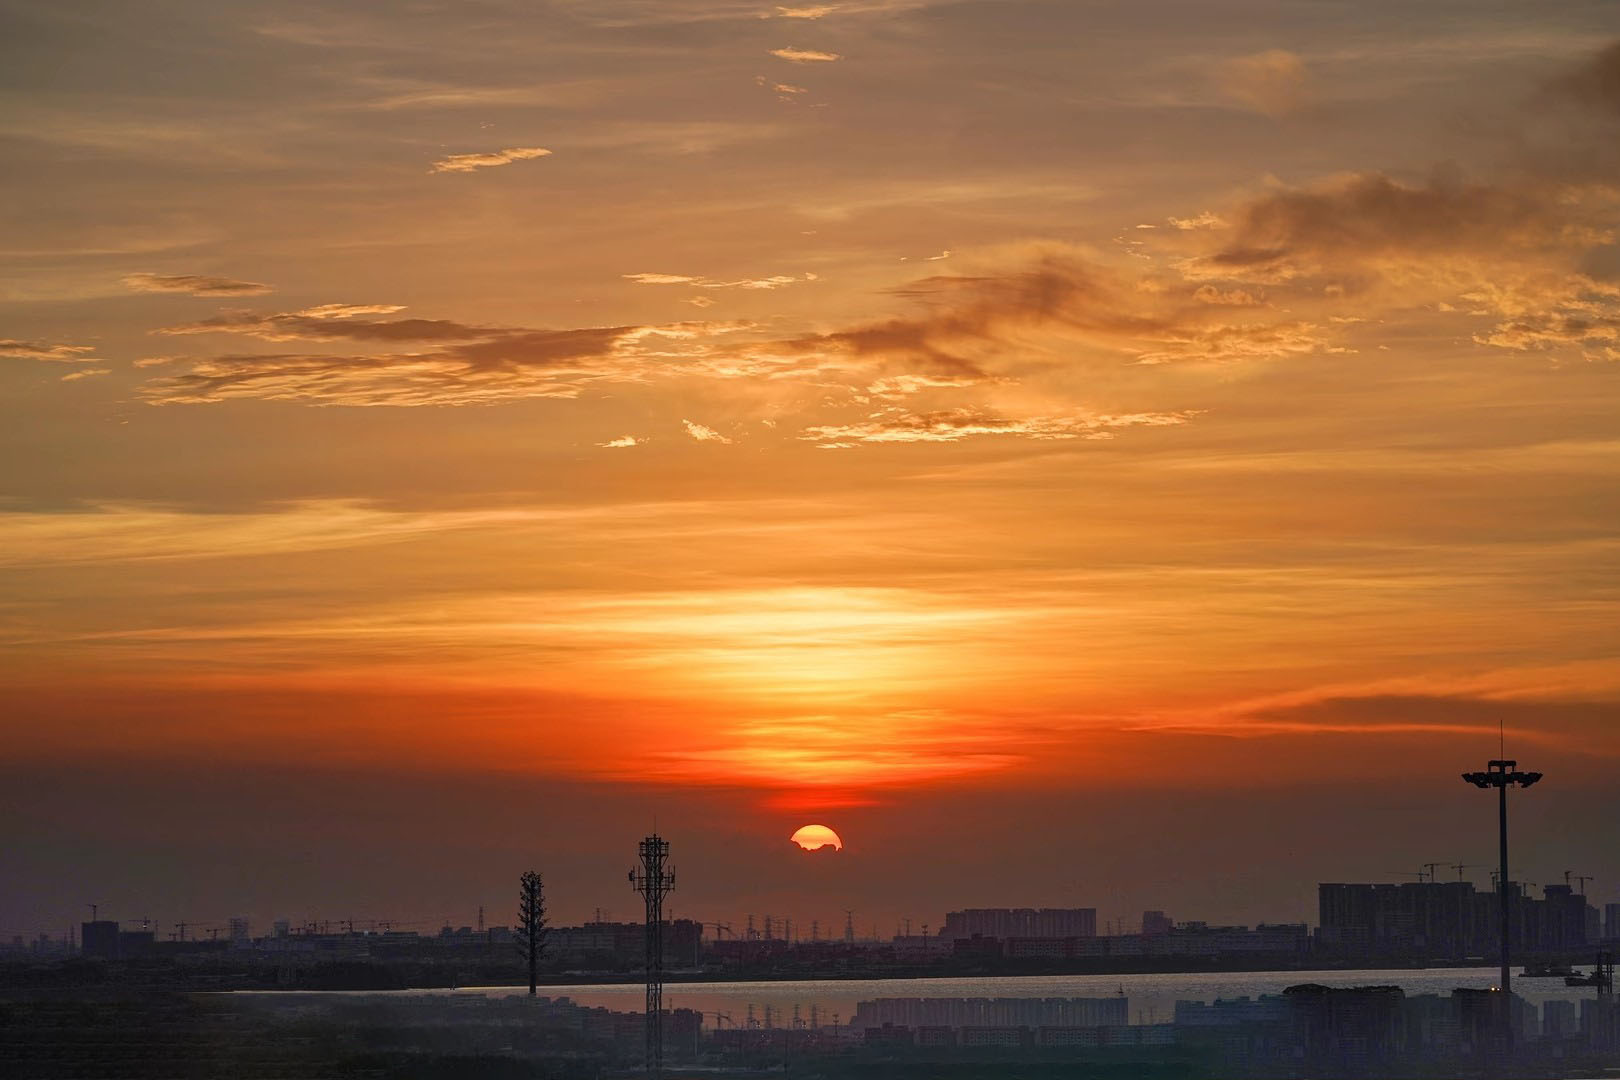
[1523,960,1575,978]
[1565,970,1608,988]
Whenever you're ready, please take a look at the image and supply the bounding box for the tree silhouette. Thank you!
[516,870,548,996]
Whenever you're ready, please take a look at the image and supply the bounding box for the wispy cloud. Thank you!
[59,367,111,382]
[429,146,552,173]
[683,419,733,443]
[294,303,407,319]
[770,47,842,63]
[865,373,988,399]
[137,314,774,406]
[122,273,273,297]
[787,253,1339,375]
[155,310,500,343]
[600,435,640,448]
[1218,49,1311,116]
[624,271,816,290]
[0,339,102,363]
[1168,211,1227,231]
[801,408,1195,447]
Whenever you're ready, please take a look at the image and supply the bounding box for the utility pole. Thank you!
[517,871,547,997]
[1463,758,1542,1050]
[630,834,675,1079]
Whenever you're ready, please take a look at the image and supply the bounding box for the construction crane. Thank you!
[1566,871,1595,895]
[1450,863,1484,881]
[1421,862,1446,883]
[702,922,732,939]
[702,1011,732,1028]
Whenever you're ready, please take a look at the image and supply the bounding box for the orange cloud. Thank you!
[770,47,842,63]
[122,272,272,296]
[1,339,102,363]
[1218,49,1310,116]
[429,146,552,173]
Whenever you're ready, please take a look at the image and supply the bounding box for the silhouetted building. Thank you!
[959,1026,1029,1048]
[862,1022,914,1047]
[1175,996,1289,1027]
[941,908,1096,940]
[547,919,701,968]
[1583,996,1620,1050]
[1001,922,1306,959]
[1542,998,1577,1039]
[1142,910,1173,936]
[1453,987,1508,1057]
[80,920,120,960]
[1285,984,1405,1073]
[952,934,1003,958]
[1318,882,1478,959]
[1535,885,1590,952]
[117,929,155,957]
[1319,879,1595,959]
[853,996,1126,1029]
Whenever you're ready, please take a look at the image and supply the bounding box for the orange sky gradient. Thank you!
[2,0,1619,936]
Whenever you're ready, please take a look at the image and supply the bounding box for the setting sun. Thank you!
[790,824,844,852]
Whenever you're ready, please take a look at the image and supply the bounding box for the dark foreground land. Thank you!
[6,987,1620,1080]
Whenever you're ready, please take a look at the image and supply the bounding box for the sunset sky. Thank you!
[4,0,1619,940]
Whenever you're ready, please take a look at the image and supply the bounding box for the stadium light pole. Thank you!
[1462,759,1541,1047]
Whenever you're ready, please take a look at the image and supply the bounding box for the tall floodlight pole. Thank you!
[1462,759,1541,1048]
[630,834,675,1079]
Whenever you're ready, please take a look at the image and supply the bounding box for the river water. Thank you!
[242,968,1606,1026]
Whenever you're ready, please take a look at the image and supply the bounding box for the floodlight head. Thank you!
[1517,771,1543,788]
[1462,771,1492,788]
